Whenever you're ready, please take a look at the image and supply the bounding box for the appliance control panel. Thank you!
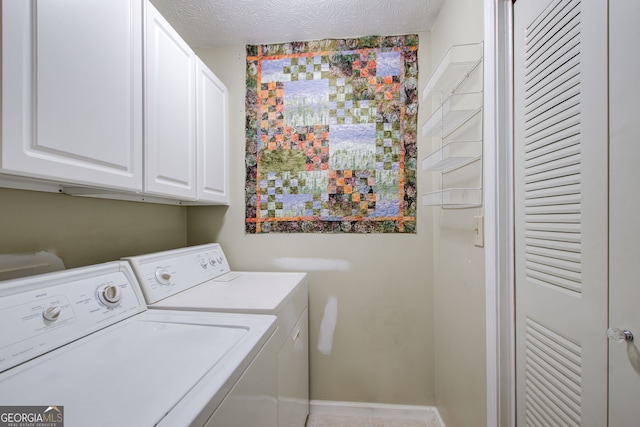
[124,243,232,304]
[0,262,145,373]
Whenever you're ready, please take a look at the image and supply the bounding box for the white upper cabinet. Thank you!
[2,0,143,191]
[1,0,229,205]
[196,58,229,205]
[144,3,197,200]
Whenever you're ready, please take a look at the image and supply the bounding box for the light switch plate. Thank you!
[474,215,484,247]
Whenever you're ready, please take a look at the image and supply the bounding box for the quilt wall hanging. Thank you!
[245,35,418,233]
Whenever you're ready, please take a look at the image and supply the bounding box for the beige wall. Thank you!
[190,41,436,405]
[0,188,187,268]
[428,0,487,426]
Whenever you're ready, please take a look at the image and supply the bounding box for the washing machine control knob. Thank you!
[209,257,217,266]
[97,284,123,307]
[155,268,172,284]
[43,305,62,321]
[199,259,208,269]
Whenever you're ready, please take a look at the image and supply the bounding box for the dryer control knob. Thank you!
[43,305,62,321]
[155,268,172,284]
[97,284,122,308]
[98,285,122,307]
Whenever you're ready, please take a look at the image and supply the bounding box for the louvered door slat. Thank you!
[525,349,581,398]
[524,117,580,149]
[526,213,581,224]
[526,203,581,216]
[525,91,580,131]
[526,9,580,69]
[525,230,581,244]
[526,253,581,274]
[526,260,581,284]
[526,238,582,255]
[525,193,581,207]
[525,174,580,193]
[526,77,580,123]
[525,0,578,54]
[524,124,579,153]
[525,222,581,235]
[525,182,580,201]
[525,52,581,109]
[525,45,580,97]
[525,154,581,181]
[526,245,582,264]
[526,142,580,168]
[525,3,581,75]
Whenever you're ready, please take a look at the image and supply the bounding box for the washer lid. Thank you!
[152,272,307,314]
[0,310,276,427]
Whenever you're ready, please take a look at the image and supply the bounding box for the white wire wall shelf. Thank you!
[422,43,483,100]
[422,140,482,172]
[422,92,482,137]
[422,188,482,209]
[421,42,483,209]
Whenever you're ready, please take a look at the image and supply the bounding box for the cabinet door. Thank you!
[2,0,143,191]
[144,2,196,200]
[196,59,229,204]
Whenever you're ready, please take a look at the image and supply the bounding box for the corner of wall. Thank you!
[426,0,487,426]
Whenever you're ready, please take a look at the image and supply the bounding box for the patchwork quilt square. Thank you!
[246,36,418,233]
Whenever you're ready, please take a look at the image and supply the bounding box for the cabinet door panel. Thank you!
[144,3,196,200]
[196,59,229,204]
[2,0,143,190]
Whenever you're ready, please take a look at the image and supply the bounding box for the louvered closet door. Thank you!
[514,0,608,426]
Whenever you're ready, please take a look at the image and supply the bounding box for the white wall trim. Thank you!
[483,1,515,427]
[309,400,445,426]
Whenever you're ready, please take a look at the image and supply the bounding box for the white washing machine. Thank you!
[0,261,278,427]
[124,243,309,427]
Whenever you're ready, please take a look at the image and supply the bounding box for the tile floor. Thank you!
[305,413,430,427]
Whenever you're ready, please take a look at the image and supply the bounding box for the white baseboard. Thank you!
[309,400,446,427]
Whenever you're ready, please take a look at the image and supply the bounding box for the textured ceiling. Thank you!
[150,0,446,47]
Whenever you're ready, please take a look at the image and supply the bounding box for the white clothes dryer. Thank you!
[0,261,277,427]
[125,243,309,427]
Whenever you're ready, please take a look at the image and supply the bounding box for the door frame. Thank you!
[483,1,516,426]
